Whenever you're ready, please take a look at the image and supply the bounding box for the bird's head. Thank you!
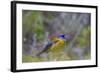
[58,34,66,40]
[50,32,75,42]
[58,34,74,41]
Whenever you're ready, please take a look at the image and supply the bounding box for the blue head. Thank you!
[58,34,66,40]
[58,34,73,41]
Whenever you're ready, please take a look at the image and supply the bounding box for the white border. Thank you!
[16,4,96,70]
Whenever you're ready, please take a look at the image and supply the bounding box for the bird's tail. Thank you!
[36,51,44,57]
[36,42,53,57]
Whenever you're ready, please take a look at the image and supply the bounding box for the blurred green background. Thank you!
[22,10,91,63]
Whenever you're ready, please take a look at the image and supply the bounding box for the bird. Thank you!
[36,34,73,59]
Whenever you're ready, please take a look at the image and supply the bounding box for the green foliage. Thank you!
[23,11,45,40]
[76,26,91,48]
[22,56,46,62]
[84,52,91,59]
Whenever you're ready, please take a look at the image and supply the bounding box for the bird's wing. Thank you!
[37,42,53,56]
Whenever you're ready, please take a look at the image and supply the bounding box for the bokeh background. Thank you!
[22,10,91,63]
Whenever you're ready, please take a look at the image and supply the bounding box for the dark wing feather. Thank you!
[37,42,53,56]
